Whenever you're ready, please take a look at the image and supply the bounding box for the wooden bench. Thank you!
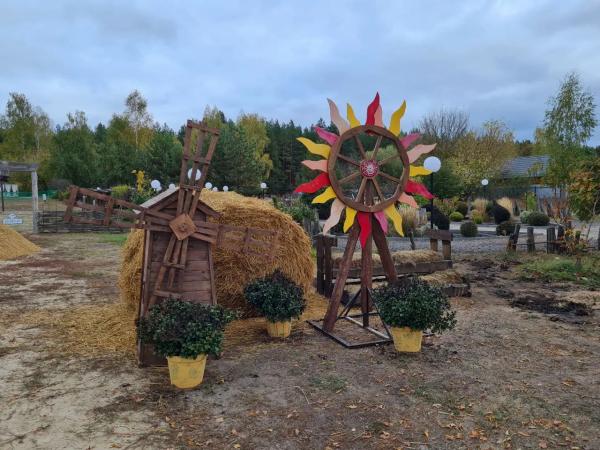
[315,229,454,296]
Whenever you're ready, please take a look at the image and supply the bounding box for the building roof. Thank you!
[139,187,220,217]
[500,155,550,178]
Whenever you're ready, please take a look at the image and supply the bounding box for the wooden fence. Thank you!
[37,211,125,233]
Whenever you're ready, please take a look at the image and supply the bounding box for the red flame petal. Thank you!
[366,92,380,126]
[294,173,331,194]
[405,180,435,199]
[357,211,372,247]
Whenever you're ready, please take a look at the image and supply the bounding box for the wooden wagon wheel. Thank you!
[327,125,410,213]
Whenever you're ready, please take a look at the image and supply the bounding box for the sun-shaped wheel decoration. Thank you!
[295,93,437,248]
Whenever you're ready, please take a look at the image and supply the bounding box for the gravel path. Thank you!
[333,233,596,254]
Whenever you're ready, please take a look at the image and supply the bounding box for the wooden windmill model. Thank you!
[64,120,278,364]
[296,94,437,347]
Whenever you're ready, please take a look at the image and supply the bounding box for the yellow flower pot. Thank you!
[166,354,207,388]
[389,327,423,352]
[266,320,292,338]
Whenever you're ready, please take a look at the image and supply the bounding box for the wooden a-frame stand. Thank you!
[308,188,400,348]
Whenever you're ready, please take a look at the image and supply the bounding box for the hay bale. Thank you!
[391,249,443,264]
[0,225,40,260]
[118,229,145,312]
[118,191,314,317]
[332,252,381,269]
[421,269,465,285]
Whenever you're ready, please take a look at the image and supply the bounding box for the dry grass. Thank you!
[333,249,443,268]
[119,191,314,317]
[497,197,514,218]
[0,224,40,260]
[472,198,488,216]
[5,290,330,357]
[421,269,465,285]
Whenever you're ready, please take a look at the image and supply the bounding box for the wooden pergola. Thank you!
[0,160,40,232]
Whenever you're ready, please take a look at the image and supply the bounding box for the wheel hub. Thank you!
[360,159,379,178]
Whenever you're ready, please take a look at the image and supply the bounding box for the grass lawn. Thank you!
[96,232,129,246]
[519,253,600,288]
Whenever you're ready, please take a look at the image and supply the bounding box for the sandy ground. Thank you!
[1,233,599,449]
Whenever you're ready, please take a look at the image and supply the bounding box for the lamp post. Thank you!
[0,168,8,212]
[481,178,489,199]
[423,156,441,229]
[260,182,267,198]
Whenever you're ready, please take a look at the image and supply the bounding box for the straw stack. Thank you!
[118,191,315,317]
[0,225,40,260]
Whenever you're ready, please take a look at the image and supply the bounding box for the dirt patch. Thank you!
[1,234,600,449]
[510,291,593,316]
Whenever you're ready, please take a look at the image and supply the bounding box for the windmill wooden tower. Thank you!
[64,120,278,364]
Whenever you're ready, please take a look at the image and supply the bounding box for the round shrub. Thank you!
[525,211,550,226]
[244,271,305,322]
[496,220,516,236]
[460,221,478,237]
[372,278,456,332]
[455,201,468,216]
[491,202,511,224]
[471,211,484,224]
[449,211,464,222]
[137,299,237,359]
[519,210,532,224]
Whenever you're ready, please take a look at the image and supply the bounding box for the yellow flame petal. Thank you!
[343,206,357,232]
[347,103,361,128]
[384,205,404,237]
[312,186,337,204]
[409,165,432,177]
[389,100,407,136]
[297,137,330,159]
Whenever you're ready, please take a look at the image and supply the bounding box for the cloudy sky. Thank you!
[1,0,599,144]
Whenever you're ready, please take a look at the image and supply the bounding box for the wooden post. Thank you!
[442,238,452,260]
[323,234,336,296]
[547,227,556,253]
[527,226,535,252]
[507,224,520,251]
[323,226,360,332]
[360,221,373,327]
[315,234,324,294]
[429,236,439,252]
[31,170,39,233]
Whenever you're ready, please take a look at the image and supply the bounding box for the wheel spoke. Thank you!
[337,154,360,167]
[379,153,399,167]
[371,136,383,160]
[354,135,367,159]
[371,177,385,201]
[356,177,368,202]
[378,171,401,184]
[339,171,361,185]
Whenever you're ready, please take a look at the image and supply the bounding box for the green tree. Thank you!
[49,111,98,186]
[124,90,154,149]
[0,93,52,160]
[544,72,597,147]
[568,158,600,223]
[451,120,516,201]
[95,115,140,186]
[208,121,263,194]
[140,125,183,184]
[237,113,273,178]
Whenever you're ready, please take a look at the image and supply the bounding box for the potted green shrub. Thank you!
[137,299,237,389]
[372,278,456,352]
[245,271,305,338]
